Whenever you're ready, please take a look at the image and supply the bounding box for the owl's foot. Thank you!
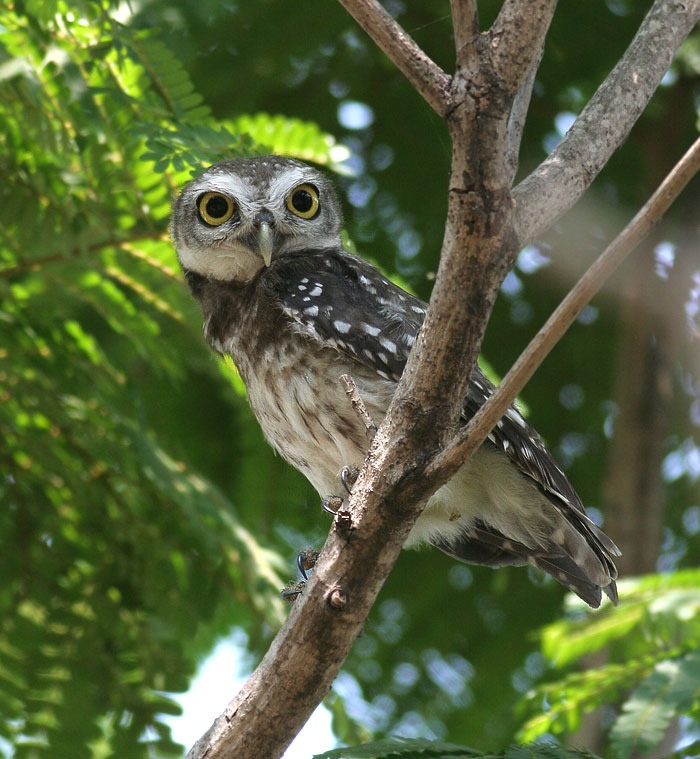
[321,495,344,514]
[281,580,306,603]
[340,465,359,493]
[297,547,320,580]
[281,547,321,603]
[320,465,359,514]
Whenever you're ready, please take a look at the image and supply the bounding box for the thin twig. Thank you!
[336,0,452,116]
[340,374,378,439]
[429,136,700,479]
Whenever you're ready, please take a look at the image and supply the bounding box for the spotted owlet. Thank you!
[171,155,619,608]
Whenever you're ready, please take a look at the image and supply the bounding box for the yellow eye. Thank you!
[286,184,319,219]
[198,192,235,226]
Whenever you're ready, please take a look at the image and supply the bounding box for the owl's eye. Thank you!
[286,184,319,219]
[198,192,235,226]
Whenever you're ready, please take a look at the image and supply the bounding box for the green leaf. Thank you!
[611,651,700,758]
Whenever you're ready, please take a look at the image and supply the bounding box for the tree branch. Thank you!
[451,0,479,73]
[340,373,378,439]
[430,136,700,480]
[486,0,557,97]
[505,47,543,186]
[335,0,452,115]
[513,0,700,246]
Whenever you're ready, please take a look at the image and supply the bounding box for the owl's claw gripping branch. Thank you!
[296,547,320,580]
[280,581,306,604]
[280,549,321,603]
[340,466,359,494]
[321,495,344,515]
[321,465,358,515]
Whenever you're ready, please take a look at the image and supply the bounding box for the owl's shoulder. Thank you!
[257,247,426,379]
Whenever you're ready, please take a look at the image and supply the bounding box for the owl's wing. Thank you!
[263,247,423,381]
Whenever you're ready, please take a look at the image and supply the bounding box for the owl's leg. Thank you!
[285,468,360,601]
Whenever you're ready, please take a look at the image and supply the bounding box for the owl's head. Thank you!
[171,155,343,283]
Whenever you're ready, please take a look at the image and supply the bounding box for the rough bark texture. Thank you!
[185,1,700,756]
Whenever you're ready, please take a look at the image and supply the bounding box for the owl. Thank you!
[171,155,619,608]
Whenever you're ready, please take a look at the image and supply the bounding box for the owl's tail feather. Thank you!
[431,522,618,609]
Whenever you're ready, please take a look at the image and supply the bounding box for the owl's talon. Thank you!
[340,466,359,494]
[281,580,306,604]
[296,547,320,580]
[322,495,344,515]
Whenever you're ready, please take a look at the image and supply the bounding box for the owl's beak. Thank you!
[257,222,273,267]
[254,210,274,267]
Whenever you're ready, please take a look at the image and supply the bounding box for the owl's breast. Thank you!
[196,277,395,496]
[241,333,384,496]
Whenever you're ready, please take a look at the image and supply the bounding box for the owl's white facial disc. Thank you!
[171,156,343,284]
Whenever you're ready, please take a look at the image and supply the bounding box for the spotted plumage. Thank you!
[172,155,620,608]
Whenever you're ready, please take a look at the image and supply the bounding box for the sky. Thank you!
[164,635,337,758]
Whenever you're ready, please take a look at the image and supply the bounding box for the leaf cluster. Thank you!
[517,570,700,757]
[0,5,343,757]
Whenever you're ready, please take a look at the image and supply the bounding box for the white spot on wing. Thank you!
[309,285,322,297]
[333,320,351,334]
[304,306,319,316]
[362,323,380,337]
[507,408,528,428]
